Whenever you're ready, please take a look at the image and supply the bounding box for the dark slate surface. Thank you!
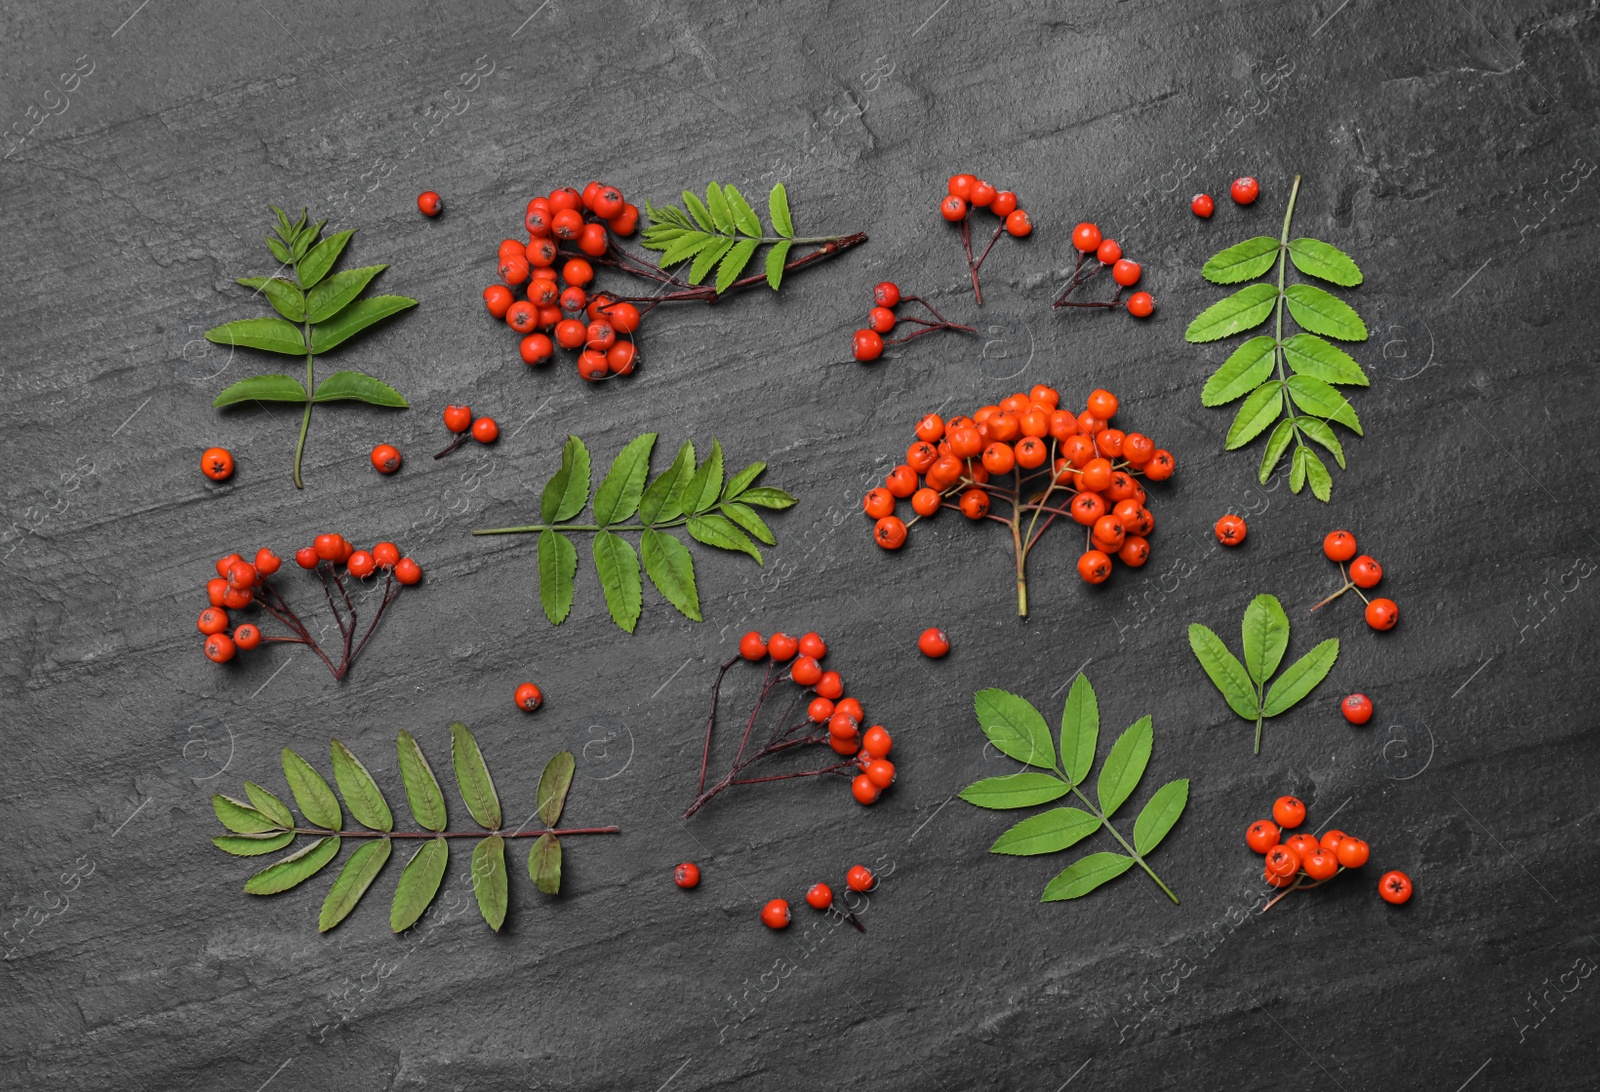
[3,1,1598,1089]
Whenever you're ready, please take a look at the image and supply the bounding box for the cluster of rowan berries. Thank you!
[738,630,897,805]
[863,384,1175,584]
[1054,222,1154,318]
[759,864,877,930]
[484,182,644,381]
[1190,176,1260,218]
[1248,795,1412,905]
[939,173,1032,303]
[435,403,499,459]
[850,280,974,363]
[1316,529,1399,631]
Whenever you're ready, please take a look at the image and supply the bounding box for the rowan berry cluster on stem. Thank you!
[196,535,421,679]
[849,280,975,363]
[685,631,898,819]
[864,384,1175,616]
[939,173,1032,303]
[1053,222,1154,318]
[1247,795,1412,908]
[1313,529,1399,631]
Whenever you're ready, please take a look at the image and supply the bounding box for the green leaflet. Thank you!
[724,459,770,502]
[536,751,576,828]
[297,229,354,289]
[1132,780,1189,856]
[281,748,341,829]
[724,184,763,236]
[530,833,562,895]
[722,502,775,546]
[319,837,391,932]
[958,773,1071,809]
[1291,446,1308,494]
[244,782,295,830]
[705,182,733,232]
[309,295,417,353]
[472,835,508,932]
[678,439,724,515]
[765,240,792,289]
[1284,283,1367,342]
[537,529,578,625]
[213,374,309,407]
[330,739,393,832]
[1296,416,1346,468]
[205,317,306,357]
[451,722,501,830]
[991,808,1101,856]
[213,831,296,857]
[267,235,293,264]
[245,836,341,895]
[768,183,794,237]
[1226,382,1283,449]
[640,441,693,524]
[310,370,408,407]
[1262,638,1340,716]
[1286,374,1363,434]
[973,688,1056,769]
[390,838,448,932]
[1202,337,1276,406]
[686,514,762,564]
[734,487,796,509]
[593,433,657,526]
[716,239,760,293]
[396,731,447,832]
[1058,674,1099,786]
[236,276,306,322]
[689,237,734,285]
[640,529,701,621]
[643,182,835,293]
[1201,236,1280,284]
[1260,419,1296,483]
[306,264,387,323]
[1096,716,1152,819]
[212,795,278,834]
[1241,593,1291,684]
[1184,283,1278,343]
[1042,852,1135,902]
[1303,448,1333,501]
[593,531,643,632]
[1288,238,1363,286]
[1187,624,1258,721]
[1283,333,1369,386]
[541,436,592,524]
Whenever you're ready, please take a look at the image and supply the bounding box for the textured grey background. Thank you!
[3,1,1598,1089]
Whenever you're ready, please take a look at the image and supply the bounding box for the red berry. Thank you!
[514,682,543,712]
[252,548,281,576]
[205,577,228,606]
[1004,209,1032,237]
[1145,449,1175,480]
[1272,795,1306,829]
[370,444,402,474]
[940,194,968,221]
[1336,838,1371,869]
[1231,176,1260,205]
[1111,258,1141,287]
[805,882,833,910]
[592,186,624,220]
[874,515,907,550]
[1320,830,1348,854]
[1365,598,1399,631]
[828,711,860,740]
[561,258,594,287]
[917,627,950,658]
[1191,193,1214,218]
[1323,530,1358,561]
[865,759,895,790]
[790,655,822,686]
[868,306,896,334]
[295,547,319,569]
[372,542,399,569]
[233,623,262,651]
[548,187,582,212]
[846,865,875,893]
[394,557,423,585]
[873,281,900,308]
[1071,222,1102,252]
[1095,239,1122,265]
[1341,693,1373,725]
[608,203,640,235]
[768,633,798,661]
[1378,870,1413,904]
[990,190,1018,217]
[853,329,884,362]
[760,898,791,929]
[674,862,700,889]
[851,774,880,805]
[1285,832,1320,859]
[505,300,538,334]
[526,237,558,267]
[520,333,555,366]
[1077,550,1112,584]
[606,302,641,334]
[797,632,826,659]
[204,632,236,663]
[1245,819,1280,854]
[1214,514,1246,545]
[585,320,617,351]
[198,607,229,636]
[346,550,376,578]
[1126,291,1154,318]
[417,190,441,216]
[969,180,997,207]
[807,698,836,724]
[606,341,637,376]
[201,447,234,481]
[1265,844,1300,878]
[862,725,892,758]
[472,417,499,444]
[314,533,343,561]
[815,670,844,701]
[739,631,767,660]
[1303,849,1339,881]
[550,208,584,240]
[483,284,513,318]
[863,487,895,519]
[1349,555,1383,588]
[443,405,472,433]
[947,174,976,199]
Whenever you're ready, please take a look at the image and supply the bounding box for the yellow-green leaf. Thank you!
[1201,236,1280,284]
[536,750,576,828]
[1202,336,1276,406]
[309,295,417,353]
[990,807,1101,856]
[1284,283,1367,342]
[318,837,391,932]
[396,731,447,832]
[282,748,341,829]
[205,317,306,357]
[1185,283,1278,343]
[1132,780,1189,856]
[529,833,562,895]
[472,835,508,931]
[959,773,1071,810]
[244,835,341,895]
[768,183,794,237]
[1288,238,1363,287]
[390,838,447,932]
[450,722,501,830]
[213,374,308,407]
[330,739,393,832]
[1225,382,1283,449]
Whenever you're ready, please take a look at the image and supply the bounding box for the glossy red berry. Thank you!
[346,550,376,578]
[815,671,844,702]
[739,631,767,660]
[1349,555,1383,588]
[990,191,1018,217]
[372,541,399,569]
[1231,176,1260,205]
[1077,550,1112,584]
[805,882,833,910]
[1111,259,1141,287]
[1214,514,1247,545]
[1285,832,1320,859]
[797,632,826,659]
[768,633,798,662]
[873,281,900,307]
[790,655,822,687]
[969,180,997,207]
[370,443,401,474]
[443,404,472,433]
[862,725,892,759]
[1071,222,1102,252]
[520,333,555,366]
[846,865,875,893]
[472,417,499,444]
[674,862,700,889]
[295,547,319,569]
[314,533,344,561]
[1320,830,1348,854]
[1004,209,1032,237]
[253,548,281,576]
[204,632,236,663]
[874,516,907,550]
[1126,291,1154,318]
[1336,838,1371,869]
[1323,530,1358,561]
[868,306,896,334]
[947,174,976,199]
[1095,239,1122,265]
[1246,819,1280,854]
[1303,849,1339,881]
[863,487,896,519]
[232,623,262,651]
[1191,193,1214,218]
[1378,870,1413,904]
[853,329,884,362]
[760,898,791,929]
[1265,844,1300,878]
[515,682,543,711]
[1272,795,1306,829]
[851,774,880,805]
[205,577,228,607]
[483,284,513,319]
[198,607,229,636]
[1341,693,1374,725]
[865,759,895,790]
[1365,598,1399,631]
[394,557,423,585]
[201,447,234,481]
[417,190,441,216]
[940,194,967,221]
[917,627,950,658]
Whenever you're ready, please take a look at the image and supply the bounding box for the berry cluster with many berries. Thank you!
[850,279,974,363]
[1313,529,1399,631]
[864,384,1175,615]
[197,535,421,679]
[939,173,1032,303]
[1248,795,1413,908]
[686,631,898,818]
[1053,222,1154,318]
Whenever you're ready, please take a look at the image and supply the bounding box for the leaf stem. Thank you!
[1272,175,1306,463]
[293,327,315,490]
[281,826,621,838]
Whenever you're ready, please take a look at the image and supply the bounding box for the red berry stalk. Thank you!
[849,280,976,363]
[1053,222,1155,318]
[686,631,898,819]
[866,385,1175,617]
[197,537,422,680]
[939,173,1033,303]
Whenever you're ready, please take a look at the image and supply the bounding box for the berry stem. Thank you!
[959,216,983,304]
[697,656,741,796]
[1309,581,1352,611]
[434,433,471,459]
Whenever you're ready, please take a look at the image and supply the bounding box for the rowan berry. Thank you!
[609,203,639,235]
[990,190,1018,217]
[1122,432,1154,465]
[866,759,896,790]
[1285,833,1320,858]
[198,607,229,636]
[851,775,880,805]
[846,865,875,892]
[1077,550,1112,584]
[204,632,236,663]
[1231,176,1260,205]
[947,174,976,199]
[550,208,584,240]
[570,349,604,381]
[506,300,538,334]
[830,733,861,756]
[1349,556,1383,588]
[222,586,253,609]
[1059,434,1095,467]
[1322,531,1358,562]
[517,333,554,366]
[1341,693,1373,725]
[201,447,234,481]
[674,862,700,889]
[1014,437,1047,469]
[514,683,544,712]
[865,305,896,335]
[960,489,990,519]
[982,442,1016,475]
[606,302,641,334]
[225,559,257,589]
[1081,458,1114,492]
[372,541,399,569]
[1071,222,1102,252]
[443,405,473,434]
[1319,830,1348,854]
[471,417,499,444]
[761,898,791,928]
[874,515,908,549]
[1191,193,1214,218]
[585,320,616,352]
[561,258,594,287]
[370,444,402,475]
[417,190,441,216]
[1215,514,1246,545]
[815,670,844,700]
[1118,536,1150,567]
[204,577,227,606]
[1126,292,1154,318]
[526,237,558,266]
[483,284,513,319]
[918,627,950,658]
[347,550,376,578]
[1265,844,1299,878]
[1071,492,1106,525]
[805,882,833,910]
[862,725,892,758]
[911,412,944,443]
[1378,870,1413,904]
[1246,819,1280,854]
[338,539,355,563]
[735,630,767,661]
[295,547,319,569]
[940,194,968,221]
[524,204,551,237]
[499,254,530,287]
[394,557,423,585]
[1092,515,1126,552]
[807,697,836,723]
[768,633,798,661]
[227,622,261,652]
[1303,849,1339,881]
[1335,838,1370,869]
[1004,209,1033,237]
[312,533,341,561]
[906,441,938,474]
[790,655,823,686]
[1096,239,1122,265]
[1365,598,1399,630]
[880,466,916,499]
[828,711,860,740]
[1265,866,1295,888]
[1145,450,1175,480]
[1109,259,1141,288]
[1272,795,1306,829]
[571,222,607,258]
[555,287,586,315]
[500,237,526,258]
[853,329,885,362]
[924,456,962,491]
[967,179,996,207]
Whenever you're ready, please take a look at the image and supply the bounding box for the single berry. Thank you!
[834,697,863,724]
[514,682,543,712]
[1214,514,1247,545]
[1004,209,1033,237]
[1071,222,1102,252]
[1077,550,1112,584]
[1336,838,1371,869]
[1341,693,1374,725]
[1265,844,1300,878]
[851,773,880,805]
[314,533,344,561]
[868,306,896,334]
[798,632,827,659]
[201,447,234,481]
[828,711,860,740]
[969,180,997,207]
[874,281,901,308]
[232,623,262,651]
[874,515,908,550]
[1272,795,1306,829]
[815,670,844,700]
[1349,555,1383,588]
[1378,870,1413,905]
[947,174,976,199]
[295,546,319,569]
[862,725,892,758]
[1111,258,1141,287]
[1365,598,1399,631]
[472,417,499,444]
[1231,176,1260,205]
[990,191,1018,217]
[417,190,441,216]
[865,759,896,790]
[674,862,700,889]
[1246,819,1280,854]
[1126,291,1155,317]
[1319,829,1348,854]
[198,607,229,636]
[1145,449,1175,480]
[1323,530,1357,561]
[483,284,513,318]
[1191,193,1214,218]
[853,329,885,362]
[1095,239,1122,265]
[959,488,990,520]
[204,633,236,663]
[346,550,376,578]
[394,557,423,585]
[520,333,555,366]
[940,194,968,221]
[805,882,833,910]
[443,405,472,433]
[606,341,637,375]
[371,444,402,474]
[372,542,399,569]
[846,865,875,892]
[863,487,896,519]
[917,627,950,658]
[790,655,823,686]
[739,631,768,660]
[1303,849,1339,881]
[1285,832,1320,858]
[768,633,798,661]
[205,578,227,607]
[760,898,791,929]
